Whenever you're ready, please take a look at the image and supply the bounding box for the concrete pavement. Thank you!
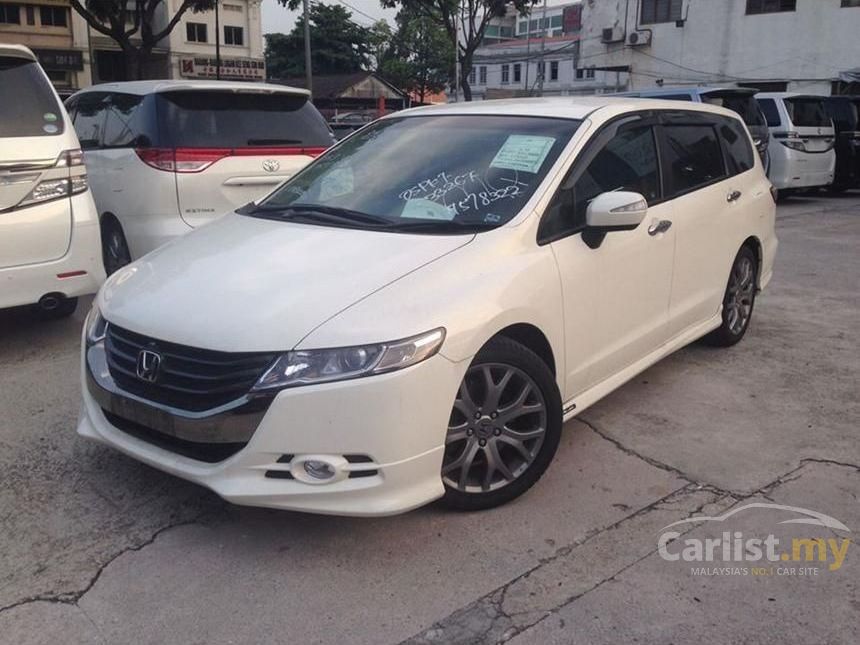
[0,193,857,644]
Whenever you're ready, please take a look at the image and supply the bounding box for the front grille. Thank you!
[103,410,246,463]
[105,324,278,412]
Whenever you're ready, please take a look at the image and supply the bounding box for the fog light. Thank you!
[303,460,336,480]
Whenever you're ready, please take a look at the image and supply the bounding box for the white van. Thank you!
[755,92,836,196]
[0,45,103,318]
[66,81,334,274]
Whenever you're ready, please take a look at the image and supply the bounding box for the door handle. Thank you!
[727,190,742,202]
[648,220,672,236]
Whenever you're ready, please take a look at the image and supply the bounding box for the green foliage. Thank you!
[266,2,374,79]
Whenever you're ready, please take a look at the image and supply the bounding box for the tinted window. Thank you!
[157,91,334,148]
[662,124,726,195]
[824,99,859,132]
[259,115,580,231]
[785,98,831,128]
[542,125,660,240]
[703,93,766,126]
[102,93,144,148]
[718,118,755,175]
[0,56,64,137]
[757,98,781,127]
[71,93,108,149]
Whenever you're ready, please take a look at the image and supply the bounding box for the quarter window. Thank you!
[640,0,683,24]
[757,98,781,127]
[718,118,755,176]
[661,124,726,196]
[746,0,796,15]
[71,94,109,149]
[542,125,660,240]
[102,94,144,148]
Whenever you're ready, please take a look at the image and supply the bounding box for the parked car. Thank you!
[614,86,771,170]
[65,80,334,274]
[823,95,860,191]
[755,92,836,197]
[0,44,104,318]
[79,98,777,516]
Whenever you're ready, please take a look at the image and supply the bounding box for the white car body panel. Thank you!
[79,97,778,515]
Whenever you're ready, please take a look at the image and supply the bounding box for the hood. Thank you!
[99,213,474,352]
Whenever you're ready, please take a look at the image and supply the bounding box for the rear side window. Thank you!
[0,56,64,137]
[157,91,334,148]
[825,100,859,131]
[70,93,108,149]
[785,98,830,128]
[102,93,144,148]
[661,124,726,195]
[718,118,755,175]
[757,99,781,127]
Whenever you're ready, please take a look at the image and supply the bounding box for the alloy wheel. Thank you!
[443,363,547,493]
[726,255,755,335]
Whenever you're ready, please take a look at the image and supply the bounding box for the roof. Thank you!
[71,79,308,97]
[394,96,742,122]
[755,92,828,99]
[273,72,407,99]
[0,44,37,61]
[615,86,758,98]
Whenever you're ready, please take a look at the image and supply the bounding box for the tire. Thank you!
[441,336,563,511]
[33,297,78,320]
[101,218,132,276]
[703,246,758,348]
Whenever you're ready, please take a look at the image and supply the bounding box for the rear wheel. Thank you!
[101,218,132,276]
[33,296,78,320]
[703,246,758,347]
[441,337,562,511]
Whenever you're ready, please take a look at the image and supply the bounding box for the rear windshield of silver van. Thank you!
[785,98,831,128]
[0,56,64,137]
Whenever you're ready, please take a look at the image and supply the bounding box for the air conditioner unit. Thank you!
[627,31,652,46]
[601,27,623,44]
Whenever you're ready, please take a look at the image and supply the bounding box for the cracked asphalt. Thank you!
[1,193,858,645]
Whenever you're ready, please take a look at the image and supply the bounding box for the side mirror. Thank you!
[586,191,648,231]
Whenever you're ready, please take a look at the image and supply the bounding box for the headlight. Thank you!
[252,328,445,391]
[85,306,108,345]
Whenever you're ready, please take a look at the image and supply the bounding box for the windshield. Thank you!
[254,115,581,232]
[703,93,766,127]
[785,98,831,128]
[157,90,334,148]
[0,56,64,138]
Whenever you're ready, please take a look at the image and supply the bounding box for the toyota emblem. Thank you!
[262,159,280,173]
[136,349,162,383]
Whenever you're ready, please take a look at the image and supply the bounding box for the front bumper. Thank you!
[78,338,466,516]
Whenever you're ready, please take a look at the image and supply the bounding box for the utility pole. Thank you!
[303,0,313,98]
[215,0,221,79]
[537,0,547,96]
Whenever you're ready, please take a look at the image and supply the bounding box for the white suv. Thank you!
[79,98,777,516]
[66,80,334,274]
[0,45,103,318]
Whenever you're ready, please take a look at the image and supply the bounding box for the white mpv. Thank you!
[79,98,778,515]
[0,45,103,318]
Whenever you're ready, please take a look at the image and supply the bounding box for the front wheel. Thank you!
[441,337,562,511]
[703,246,758,347]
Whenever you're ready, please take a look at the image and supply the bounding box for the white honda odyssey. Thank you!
[66,81,334,274]
[79,98,777,515]
[0,45,103,318]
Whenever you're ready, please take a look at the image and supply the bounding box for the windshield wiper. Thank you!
[244,203,394,228]
[386,220,499,234]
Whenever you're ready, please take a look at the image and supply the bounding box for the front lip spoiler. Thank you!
[85,341,274,445]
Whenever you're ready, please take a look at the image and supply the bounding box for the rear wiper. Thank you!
[247,138,303,145]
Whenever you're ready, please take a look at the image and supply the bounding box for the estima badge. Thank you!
[262,159,280,173]
[136,349,162,382]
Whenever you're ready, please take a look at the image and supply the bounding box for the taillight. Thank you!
[136,148,231,173]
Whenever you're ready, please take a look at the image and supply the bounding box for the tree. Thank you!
[70,0,215,80]
[378,11,452,103]
[266,2,373,79]
[382,0,539,101]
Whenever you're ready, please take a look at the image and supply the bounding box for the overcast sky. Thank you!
[261,0,397,34]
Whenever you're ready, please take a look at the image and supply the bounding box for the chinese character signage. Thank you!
[180,57,266,81]
[32,49,84,71]
[562,5,582,33]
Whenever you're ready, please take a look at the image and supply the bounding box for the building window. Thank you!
[841,0,860,6]
[575,67,595,80]
[224,25,244,46]
[25,4,33,24]
[186,22,208,43]
[501,64,510,84]
[551,14,563,27]
[640,0,683,24]
[479,66,487,85]
[468,66,476,84]
[536,61,545,80]
[517,20,527,34]
[0,3,21,24]
[223,3,243,11]
[745,0,796,14]
[40,5,67,27]
[550,60,559,81]
[513,63,521,83]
